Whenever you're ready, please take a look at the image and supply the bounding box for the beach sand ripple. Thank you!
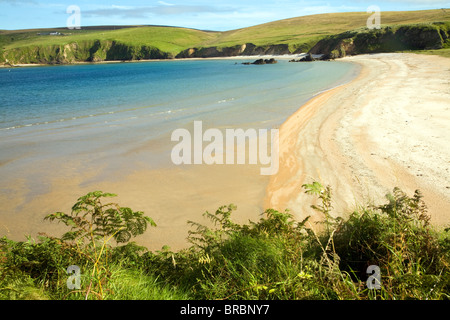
[265,53,450,227]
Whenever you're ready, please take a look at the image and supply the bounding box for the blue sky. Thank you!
[1,0,449,31]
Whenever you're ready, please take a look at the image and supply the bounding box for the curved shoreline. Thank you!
[0,54,307,68]
[264,53,450,227]
[0,55,354,252]
[1,53,448,252]
[263,61,368,225]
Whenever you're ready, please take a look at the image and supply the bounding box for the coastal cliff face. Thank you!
[2,40,173,65]
[0,40,290,64]
[1,41,292,65]
[309,22,450,58]
[1,22,449,65]
[175,43,291,58]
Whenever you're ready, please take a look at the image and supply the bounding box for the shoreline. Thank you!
[0,54,309,68]
[263,67,367,225]
[2,52,448,252]
[265,52,450,228]
[0,54,352,252]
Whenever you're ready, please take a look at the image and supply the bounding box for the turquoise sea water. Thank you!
[1,59,358,128]
[0,58,359,244]
[0,59,358,162]
[1,58,357,199]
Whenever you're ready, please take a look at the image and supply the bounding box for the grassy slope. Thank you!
[415,48,450,58]
[206,9,450,50]
[1,9,450,60]
[0,26,220,57]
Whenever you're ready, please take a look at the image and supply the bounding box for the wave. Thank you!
[217,98,235,104]
[0,104,187,132]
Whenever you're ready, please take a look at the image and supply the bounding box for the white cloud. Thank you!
[0,0,36,4]
[111,5,136,10]
[82,4,234,19]
[158,1,175,6]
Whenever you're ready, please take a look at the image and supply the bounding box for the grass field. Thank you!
[415,48,450,58]
[205,9,450,50]
[0,26,219,56]
[1,9,450,62]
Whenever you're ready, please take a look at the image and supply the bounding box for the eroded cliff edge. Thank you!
[1,22,449,65]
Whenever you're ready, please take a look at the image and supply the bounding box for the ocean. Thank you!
[0,57,359,248]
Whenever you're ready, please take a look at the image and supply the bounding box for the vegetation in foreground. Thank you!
[0,182,449,300]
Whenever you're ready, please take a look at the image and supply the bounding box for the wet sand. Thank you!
[2,52,448,252]
[265,53,450,228]
[0,146,269,251]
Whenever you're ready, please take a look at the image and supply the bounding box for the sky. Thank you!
[1,0,449,31]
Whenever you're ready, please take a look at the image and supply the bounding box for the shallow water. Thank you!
[0,58,359,247]
[0,59,357,167]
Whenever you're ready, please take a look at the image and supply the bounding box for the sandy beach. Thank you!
[1,55,351,252]
[0,150,270,252]
[1,52,448,252]
[265,52,450,228]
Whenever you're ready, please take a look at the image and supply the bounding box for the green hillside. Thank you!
[0,26,219,61]
[205,9,450,50]
[308,20,450,59]
[1,9,449,64]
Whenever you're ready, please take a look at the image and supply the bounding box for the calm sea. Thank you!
[0,58,358,156]
[0,58,359,127]
[0,58,357,195]
[0,57,359,244]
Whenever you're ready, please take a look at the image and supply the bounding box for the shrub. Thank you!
[0,191,157,300]
[329,187,449,299]
[1,185,448,300]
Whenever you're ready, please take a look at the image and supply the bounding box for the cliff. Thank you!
[1,19,449,65]
[2,40,173,65]
[1,41,294,65]
[175,43,291,58]
[309,22,450,59]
